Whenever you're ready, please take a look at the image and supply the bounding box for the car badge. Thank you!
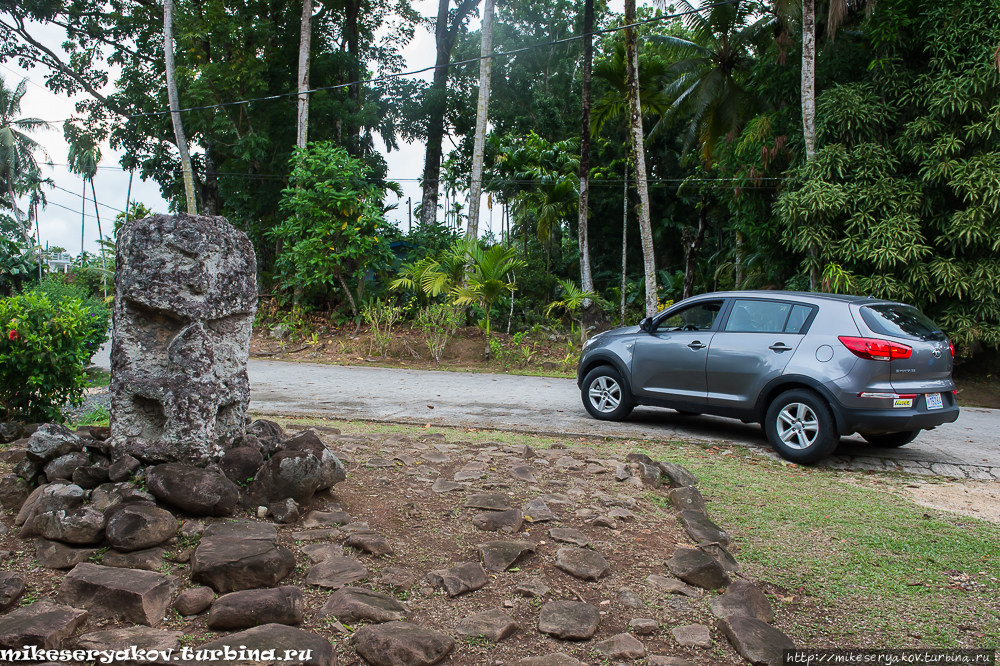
[932,349,942,359]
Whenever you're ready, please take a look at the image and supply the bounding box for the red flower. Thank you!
[7,330,18,341]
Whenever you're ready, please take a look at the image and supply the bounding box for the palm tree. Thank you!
[546,279,607,344]
[66,134,101,260]
[577,0,596,314]
[591,42,673,136]
[163,0,198,214]
[0,76,50,243]
[296,0,313,151]
[466,0,495,238]
[451,242,526,358]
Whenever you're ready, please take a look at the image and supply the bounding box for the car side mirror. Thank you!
[639,317,651,332]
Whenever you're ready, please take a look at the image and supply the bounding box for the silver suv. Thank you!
[577,291,960,463]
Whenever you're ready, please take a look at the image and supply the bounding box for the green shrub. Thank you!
[0,291,98,422]
[34,273,110,364]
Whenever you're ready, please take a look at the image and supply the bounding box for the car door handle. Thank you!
[769,343,793,352]
[688,341,706,350]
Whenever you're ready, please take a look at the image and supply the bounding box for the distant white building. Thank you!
[45,252,74,273]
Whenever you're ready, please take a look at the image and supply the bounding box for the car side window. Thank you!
[725,300,791,333]
[784,304,813,334]
[656,301,724,332]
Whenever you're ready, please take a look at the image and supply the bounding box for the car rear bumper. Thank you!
[835,402,960,435]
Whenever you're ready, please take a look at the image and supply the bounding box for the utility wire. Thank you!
[50,183,126,214]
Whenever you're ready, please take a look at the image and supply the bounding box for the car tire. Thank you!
[764,389,839,464]
[861,431,919,448]
[581,366,634,421]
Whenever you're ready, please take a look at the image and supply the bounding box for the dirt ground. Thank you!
[907,481,1000,524]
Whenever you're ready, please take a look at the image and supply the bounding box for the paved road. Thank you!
[247,360,1000,480]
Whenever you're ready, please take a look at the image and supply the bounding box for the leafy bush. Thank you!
[0,291,98,422]
[417,303,464,365]
[362,300,403,358]
[34,273,110,364]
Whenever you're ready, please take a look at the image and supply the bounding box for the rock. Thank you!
[13,455,42,483]
[672,623,712,648]
[109,455,141,482]
[173,586,215,616]
[430,479,464,493]
[421,451,450,464]
[638,462,661,488]
[549,528,590,547]
[710,580,774,623]
[477,541,536,572]
[250,450,322,506]
[702,542,740,573]
[72,465,111,489]
[380,567,420,590]
[647,574,701,598]
[537,600,600,640]
[282,430,345,489]
[16,483,85,528]
[353,621,455,666]
[0,571,25,611]
[510,465,538,482]
[301,544,344,563]
[0,421,24,443]
[304,556,368,589]
[192,536,295,593]
[614,464,631,482]
[617,587,645,608]
[301,510,352,529]
[464,493,511,510]
[554,547,610,581]
[609,506,636,521]
[515,577,550,598]
[668,486,707,515]
[586,463,607,474]
[517,655,581,666]
[43,451,89,481]
[208,586,304,630]
[319,586,407,624]
[648,658,696,666]
[76,626,182,662]
[656,461,699,488]
[32,505,106,544]
[472,509,524,532]
[0,474,31,512]
[203,520,277,541]
[717,616,795,666]
[679,510,729,546]
[247,419,286,455]
[219,446,264,485]
[626,453,653,465]
[57,563,179,626]
[292,528,343,542]
[191,624,335,666]
[0,601,88,649]
[268,498,301,524]
[347,532,394,556]
[455,609,519,642]
[25,424,82,463]
[107,504,178,551]
[522,498,557,522]
[111,213,256,466]
[146,464,239,517]
[426,562,489,596]
[630,618,658,635]
[667,547,730,590]
[34,538,97,569]
[594,633,646,659]
[103,547,168,571]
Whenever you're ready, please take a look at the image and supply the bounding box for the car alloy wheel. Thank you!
[588,376,622,413]
[775,402,819,450]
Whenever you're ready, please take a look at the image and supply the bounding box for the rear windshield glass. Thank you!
[861,305,946,341]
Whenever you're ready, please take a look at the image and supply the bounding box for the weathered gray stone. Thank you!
[0,421,24,443]
[680,510,730,546]
[107,504,178,551]
[192,536,295,593]
[43,451,89,481]
[72,465,111,489]
[57,563,180,626]
[0,571,25,611]
[247,419,286,455]
[219,446,264,485]
[456,609,519,642]
[672,623,712,648]
[353,621,455,666]
[464,493,511,510]
[477,540,536,572]
[510,465,538,482]
[0,601,88,649]
[319,586,407,624]
[347,532,394,556]
[76,626,182,663]
[111,213,257,466]
[702,542,741,573]
[380,567,420,590]
[430,479,464,493]
[301,544,344,563]
[515,577,550,597]
[638,462,661,488]
[33,505,106,544]
[517,654,581,666]
[427,562,489,596]
[549,527,590,547]
[710,580,774,623]
[208,586,304,630]
[250,450,322,506]
[173,586,215,616]
[656,461,699,487]
[537,600,600,640]
[717,616,795,666]
[301,509,352,529]
[189,624,334,666]
[203,520,277,541]
[630,618,658,635]
[102,547,168,571]
[554,547,610,581]
[523,498,557,522]
[667,547,730,590]
[34,538,97,569]
[16,483,85,527]
[594,633,645,659]
[0,474,30,512]
[304,556,368,589]
[647,574,701,598]
[668,486,707,514]
[282,430,345,489]
[109,455,141,482]
[25,424,82,462]
[146,464,239,517]
[617,587,645,608]
[472,509,523,532]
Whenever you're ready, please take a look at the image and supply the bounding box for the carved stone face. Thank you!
[110,213,257,466]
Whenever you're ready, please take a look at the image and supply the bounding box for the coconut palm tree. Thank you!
[66,134,101,261]
[451,242,526,358]
[0,76,50,242]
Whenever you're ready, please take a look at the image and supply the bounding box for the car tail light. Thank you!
[949,341,954,357]
[838,336,912,361]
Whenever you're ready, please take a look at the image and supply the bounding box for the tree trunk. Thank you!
[577,0,595,311]
[296,0,313,151]
[624,0,657,317]
[620,162,627,325]
[802,0,821,291]
[80,178,86,256]
[6,181,30,245]
[163,0,198,214]
[466,0,494,239]
[682,198,709,300]
[344,0,361,153]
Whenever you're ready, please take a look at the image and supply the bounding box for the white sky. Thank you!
[3,0,634,254]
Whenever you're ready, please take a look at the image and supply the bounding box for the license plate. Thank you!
[925,393,943,410]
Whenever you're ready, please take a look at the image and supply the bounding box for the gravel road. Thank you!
[247,360,1000,480]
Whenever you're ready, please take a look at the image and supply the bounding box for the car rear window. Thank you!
[784,304,813,334]
[860,304,946,341]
